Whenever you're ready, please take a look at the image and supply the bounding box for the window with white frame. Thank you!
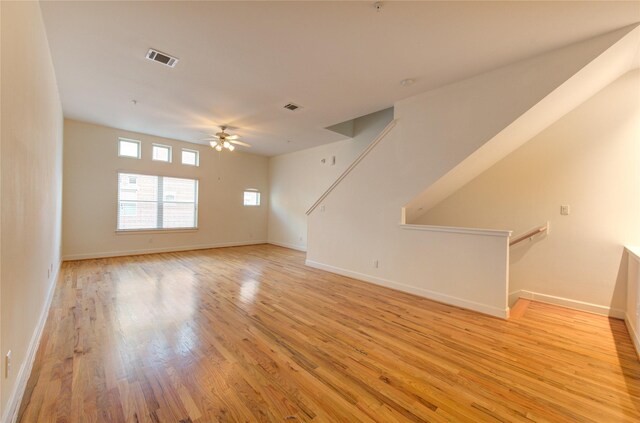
[243,190,261,206]
[181,149,199,166]
[152,144,172,162]
[117,172,198,231]
[118,138,141,159]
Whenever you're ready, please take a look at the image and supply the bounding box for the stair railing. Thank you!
[509,222,549,247]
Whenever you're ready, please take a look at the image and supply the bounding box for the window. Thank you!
[117,172,198,231]
[181,149,199,166]
[152,144,172,162]
[243,190,261,206]
[118,138,141,159]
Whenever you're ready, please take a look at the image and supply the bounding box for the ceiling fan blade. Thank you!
[226,134,239,140]
[230,140,251,147]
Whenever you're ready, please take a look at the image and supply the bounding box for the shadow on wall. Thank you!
[613,249,628,313]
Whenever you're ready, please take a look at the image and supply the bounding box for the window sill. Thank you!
[115,228,198,235]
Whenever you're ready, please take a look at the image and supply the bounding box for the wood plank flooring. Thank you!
[18,244,640,422]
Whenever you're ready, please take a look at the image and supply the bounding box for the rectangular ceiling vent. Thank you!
[146,48,178,68]
[283,103,301,111]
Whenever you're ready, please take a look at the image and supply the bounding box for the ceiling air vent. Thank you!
[146,48,179,68]
[283,103,301,111]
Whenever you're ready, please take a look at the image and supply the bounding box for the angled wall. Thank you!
[268,108,393,251]
[416,70,640,315]
[403,24,640,222]
[306,26,639,318]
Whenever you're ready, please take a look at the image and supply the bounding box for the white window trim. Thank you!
[152,143,172,163]
[181,148,200,167]
[118,137,141,159]
[115,228,198,235]
[116,171,199,232]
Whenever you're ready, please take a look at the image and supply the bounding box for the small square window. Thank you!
[243,191,261,206]
[118,138,141,159]
[181,149,199,166]
[152,144,172,162]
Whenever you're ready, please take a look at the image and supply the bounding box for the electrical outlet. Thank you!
[5,350,11,378]
[560,205,570,216]
[373,259,379,268]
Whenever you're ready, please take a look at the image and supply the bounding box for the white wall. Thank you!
[63,119,269,259]
[305,27,634,318]
[402,25,639,222]
[268,108,393,251]
[1,1,64,420]
[417,71,640,315]
[306,118,512,317]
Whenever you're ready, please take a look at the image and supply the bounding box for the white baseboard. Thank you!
[268,240,307,252]
[61,240,267,261]
[624,314,640,359]
[509,289,625,319]
[305,259,509,319]
[2,261,61,423]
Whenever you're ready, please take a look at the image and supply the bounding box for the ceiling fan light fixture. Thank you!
[205,126,250,152]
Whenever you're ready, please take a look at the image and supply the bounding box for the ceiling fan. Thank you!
[202,126,251,152]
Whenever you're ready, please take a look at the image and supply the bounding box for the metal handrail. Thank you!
[306,120,397,215]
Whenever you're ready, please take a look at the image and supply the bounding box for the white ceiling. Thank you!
[40,1,640,156]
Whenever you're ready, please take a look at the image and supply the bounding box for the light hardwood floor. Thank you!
[18,244,640,422]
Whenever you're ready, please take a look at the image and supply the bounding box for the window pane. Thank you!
[181,149,198,166]
[162,203,196,228]
[118,173,157,201]
[152,145,171,162]
[119,139,140,158]
[243,191,260,206]
[118,201,158,230]
[164,177,196,202]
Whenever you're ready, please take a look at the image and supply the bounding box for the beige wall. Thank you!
[268,108,393,251]
[417,70,640,313]
[63,119,269,259]
[1,1,64,419]
[403,25,639,223]
[305,29,634,318]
